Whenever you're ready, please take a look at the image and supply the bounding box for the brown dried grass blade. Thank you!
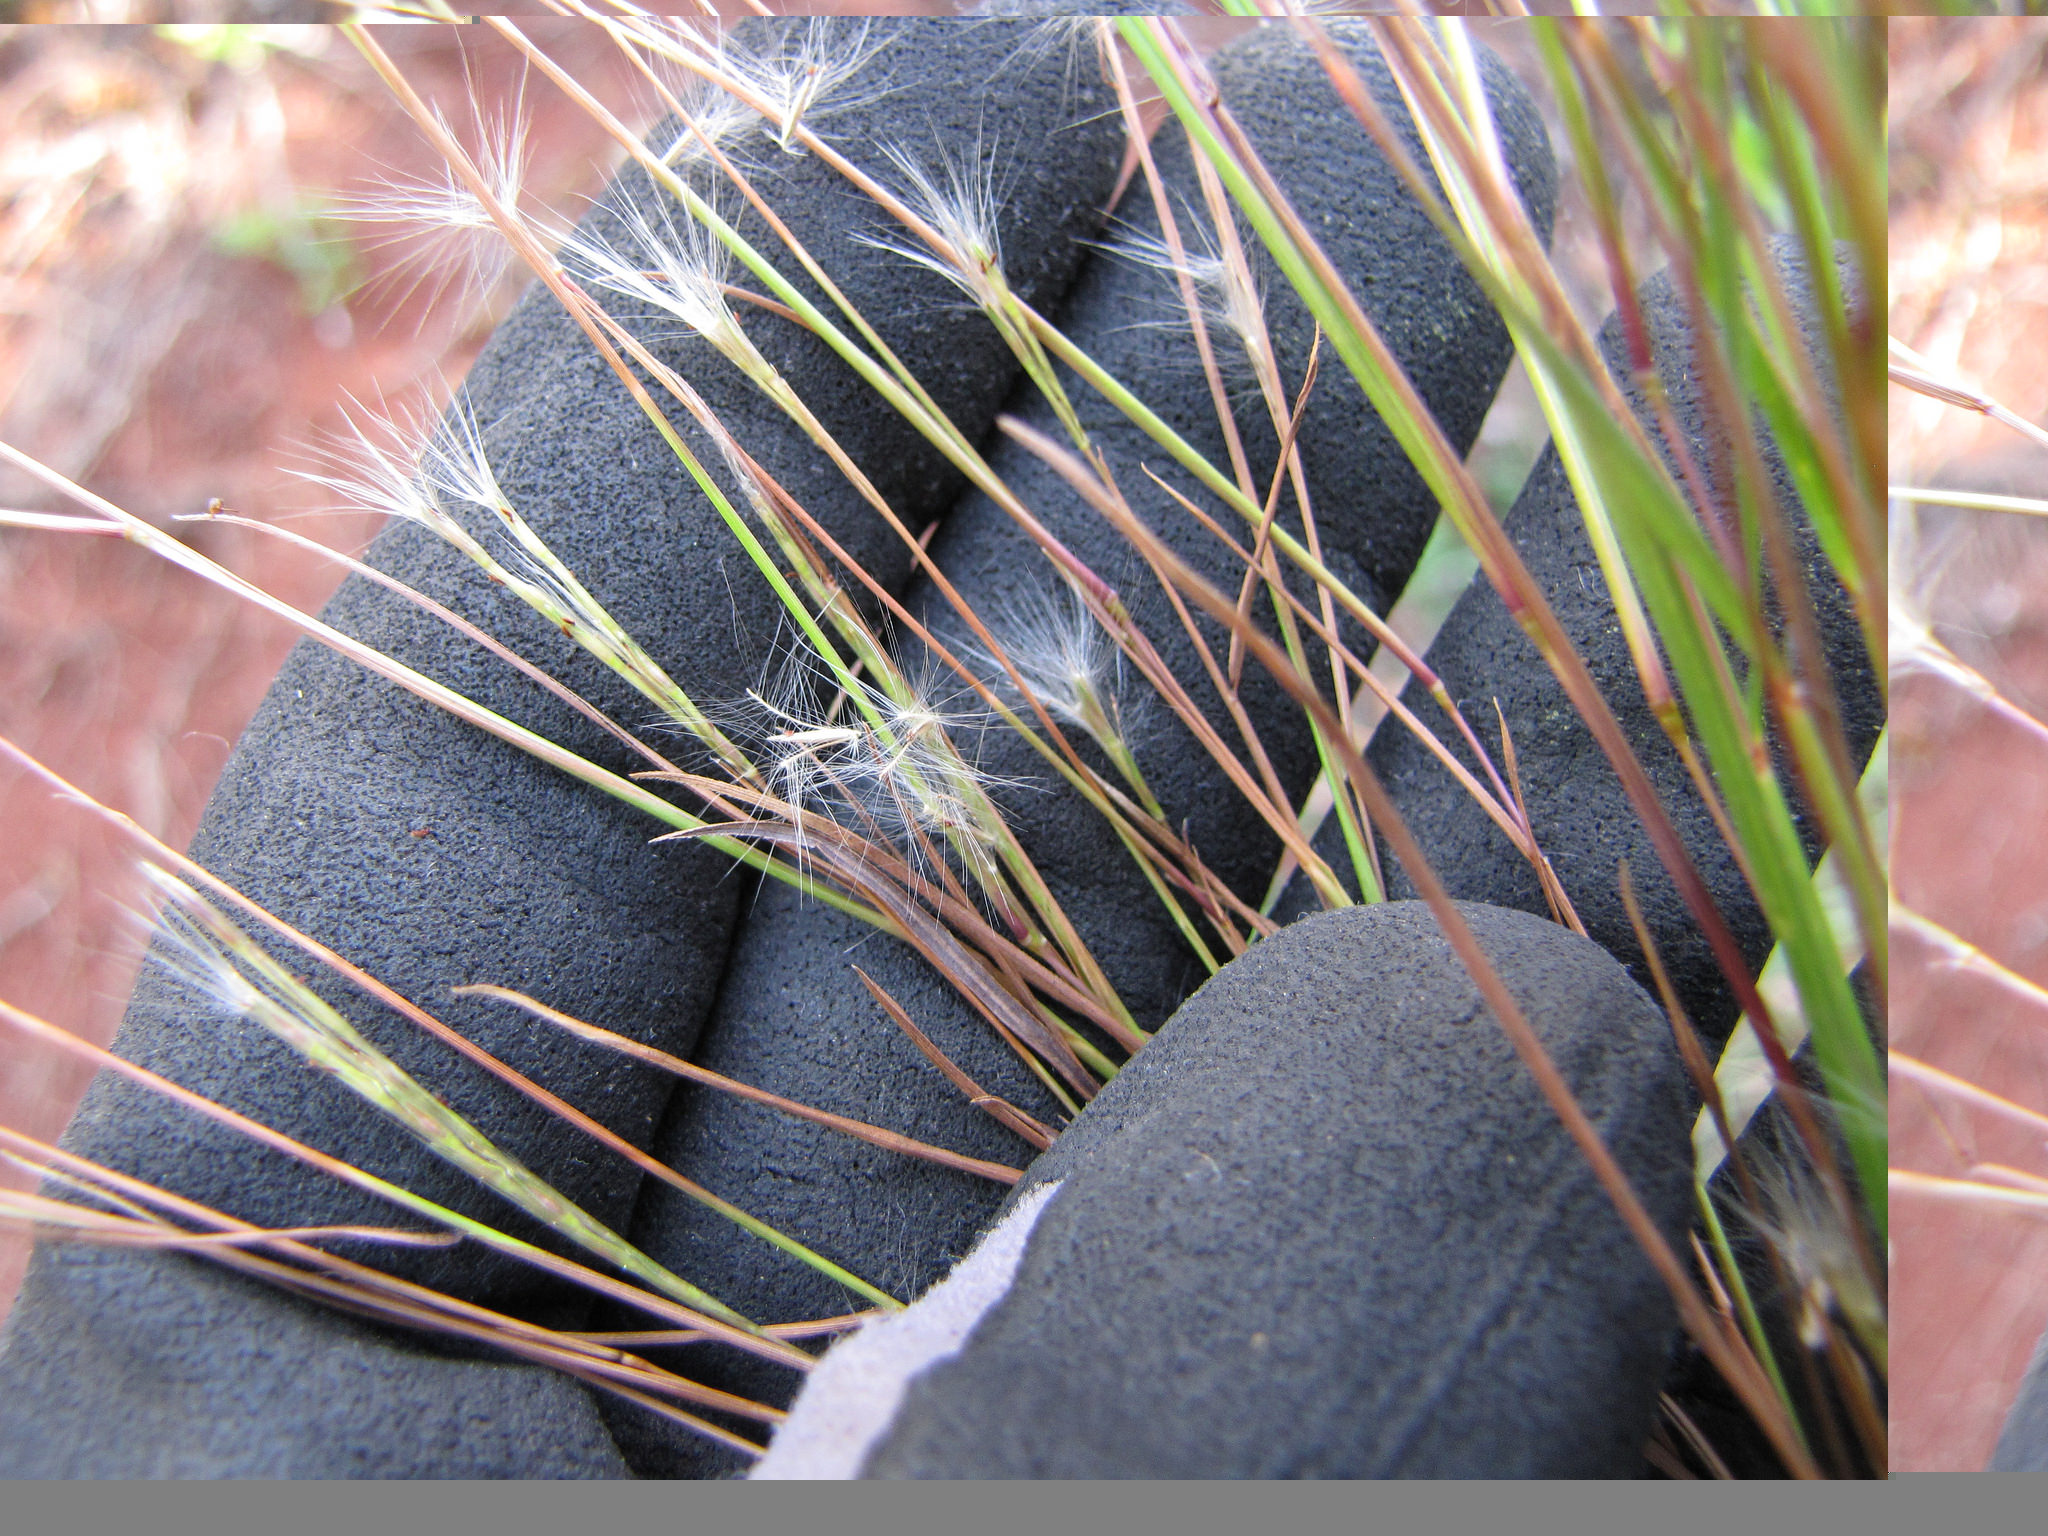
[852,966,1058,1153]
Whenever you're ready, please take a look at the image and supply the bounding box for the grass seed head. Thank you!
[1101,210,1268,372]
[857,134,1010,314]
[334,90,539,316]
[737,641,1010,892]
[559,188,744,356]
[977,578,1131,749]
[295,391,465,542]
[651,82,759,172]
[706,18,895,155]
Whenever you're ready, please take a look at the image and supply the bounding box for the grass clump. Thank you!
[0,11,1882,1479]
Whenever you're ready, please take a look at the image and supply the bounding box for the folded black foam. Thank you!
[0,1246,630,1479]
[815,900,1691,1478]
[611,23,1556,1475]
[1276,241,1882,1049]
[0,17,1123,1478]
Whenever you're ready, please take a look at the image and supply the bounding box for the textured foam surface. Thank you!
[611,23,1557,1474]
[834,900,1693,1478]
[0,1246,630,1479]
[0,17,1123,1478]
[752,1181,1062,1479]
[1276,241,1883,1049]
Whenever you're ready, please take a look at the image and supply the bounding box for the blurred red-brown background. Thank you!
[1892,15,2048,1475]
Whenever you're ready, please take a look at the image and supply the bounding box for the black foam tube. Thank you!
[1274,241,1883,1051]
[835,901,1694,1478]
[609,24,1557,1475]
[0,18,1124,1478]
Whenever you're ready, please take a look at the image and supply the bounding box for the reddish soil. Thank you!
[1891,17,2048,1474]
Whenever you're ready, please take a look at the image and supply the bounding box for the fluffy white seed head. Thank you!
[1732,1126,1883,1355]
[559,190,742,354]
[713,18,894,154]
[295,391,455,536]
[294,388,508,541]
[1104,214,1268,360]
[977,579,1127,745]
[854,135,1009,312]
[417,390,514,517]
[135,865,267,1024]
[651,87,760,171]
[733,642,1010,890]
[335,94,541,315]
[639,18,892,158]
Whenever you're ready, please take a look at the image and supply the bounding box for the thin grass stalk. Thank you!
[1366,20,1690,799]
[139,867,770,1328]
[1889,487,2048,518]
[1891,1170,2048,1217]
[452,985,1024,1185]
[1158,16,1880,1232]
[1024,288,1533,866]
[1003,411,1820,1478]
[0,1130,781,1446]
[1364,25,1781,955]
[188,508,687,780]
[1889,337,2048,453]
[0,737,904,1309]
[1893,903,2048,1027]
[1891,1053,2048,1142]
[1136,470,1539,877]
[850,968,1058,1154]
[658,813,1101,1101]
[1560,18,1880,781]
[1733,21,1883,551]
[0,997,810,1367]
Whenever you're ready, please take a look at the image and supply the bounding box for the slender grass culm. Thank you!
[0,10,1881,1480]
[606,21,1562,1470]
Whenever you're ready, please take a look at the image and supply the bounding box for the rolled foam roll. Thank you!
[752,900,1694,1479]
[0,17,1123,1478]
[613,21,1556,1474]
[1275,239,1883,1049]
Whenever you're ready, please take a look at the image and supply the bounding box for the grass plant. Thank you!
[0,11,1882,1478]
